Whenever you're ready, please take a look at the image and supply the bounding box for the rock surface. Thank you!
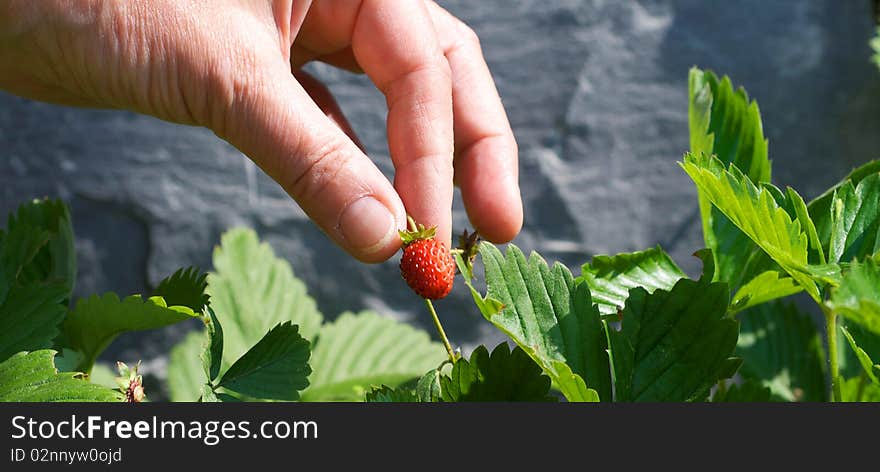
[1,0,878,386]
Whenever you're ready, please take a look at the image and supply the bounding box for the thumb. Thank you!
[216,65,405,262]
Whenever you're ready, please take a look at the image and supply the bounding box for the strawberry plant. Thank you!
[0,66,878,403]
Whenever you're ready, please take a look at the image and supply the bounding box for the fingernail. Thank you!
[338,197,397,254]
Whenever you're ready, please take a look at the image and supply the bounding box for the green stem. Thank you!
[425,299,457,363]
[856,371,867,402]
[824,309,842,402]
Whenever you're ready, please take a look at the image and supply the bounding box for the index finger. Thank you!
[426,2,522,243]
[350,0,455,248]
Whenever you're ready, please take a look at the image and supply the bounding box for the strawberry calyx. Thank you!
[399,215,437,246]
[115,361,146,403]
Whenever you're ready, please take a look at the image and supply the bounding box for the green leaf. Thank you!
[729,271,803,314]
[0,283,68,363]
[688,68,771,191]
[168,332,207,402]
[154,267,209,314]
[200,384,220,402]
[217,321,311,401]
[62,293,198,373]
[680,153,820,301]
[607,257,739,402]
[808,160,880,257]
[837,321,880,379]
[453,252,505,317]
[0,223,50,304]
[364,385,419,402]
[712,380,772,402]
[207,228,323,370]
[577,246,685,315]
[825,257,880,336]
[736,300,826,401]
[53,348,84,372]
[470,243,605,402]
[688,68,771,285]
[785,187,828,264]
[841,376,880,402]
[301,311,446,401]
[6,198,76,294]
[416,368,442,402]
[840,325,879,385]
[439,344,555,402]
[201,307,224,382]
[0,350,120,401]
[824,174,880,264]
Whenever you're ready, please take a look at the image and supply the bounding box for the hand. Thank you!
[0,0,522,262]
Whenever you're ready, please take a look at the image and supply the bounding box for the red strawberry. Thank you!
[399,219,455,300]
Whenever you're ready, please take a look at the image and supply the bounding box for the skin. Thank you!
[0,0,522,262]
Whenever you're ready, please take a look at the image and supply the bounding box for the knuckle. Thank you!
[459,22,481,49]
[449,20,481,54]
[288,136,354,203]
[205,47,271,138]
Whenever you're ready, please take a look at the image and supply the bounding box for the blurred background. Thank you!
[1,0,879,390]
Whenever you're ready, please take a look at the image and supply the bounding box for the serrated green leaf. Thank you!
[688,68,771,286]
[416,368,442,402]
[0,350,120,402]
[453,252,505,317]
[824,174,880,264]
[837,321,880,380]
[825,257,880,336]
[736,300,826,401]
[473,243,604,402]
[577,246,685,316]
[53,348,84,373]
[759,183,828,267]
[680,153,821,301]
[439,344,555,402]
[301,311,446,401]
[840,325,879,385]
[217,321,311,401]
[712,379,772,402]
[168,331,206,402]
[6,198,76,295]
[729,271,803,314]
[201,307,223,382]
[62,293,197,373]
[0,223,50,304]
[154,266,209,314]
[782,187,826,264]
[207,228,323,370]
[607,273,738,402]
[364,385,419,402]
[688,68,771,189]
[809,160,880,255]
[0,282,68,363]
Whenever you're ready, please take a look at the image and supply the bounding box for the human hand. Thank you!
[0,0,522,262]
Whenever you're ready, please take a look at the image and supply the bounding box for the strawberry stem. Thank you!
[407,215,418,232]
[425,299,457,363]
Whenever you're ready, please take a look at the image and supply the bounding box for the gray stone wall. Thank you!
[2,1,878,383]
